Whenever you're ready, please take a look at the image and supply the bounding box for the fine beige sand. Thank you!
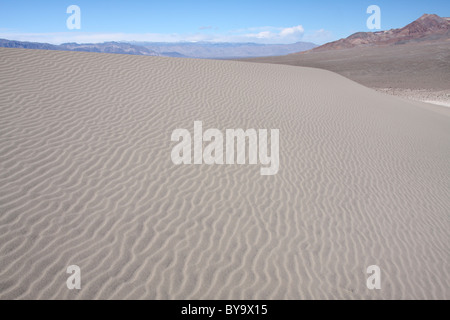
[0,47,449,299]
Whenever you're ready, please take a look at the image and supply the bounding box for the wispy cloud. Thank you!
[0,24,331,44]
[302,29,334,45]
[238,25,305,42]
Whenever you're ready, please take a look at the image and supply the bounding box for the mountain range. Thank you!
[131,41,317,58]
[311,14,450,52]
[1,14,448,59]
[0,39,316,59]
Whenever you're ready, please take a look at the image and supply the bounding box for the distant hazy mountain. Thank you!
[59,42,160,56]
[0,39,61,51]
[311,14,450,52]
[0,39,316,58]
[0,39,160,56]
[131,41,317,58]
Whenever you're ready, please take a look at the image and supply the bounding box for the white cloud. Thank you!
[302,29,334,45]
[254,31,273,39]
[280,25,304,37]
[241,25,305,43]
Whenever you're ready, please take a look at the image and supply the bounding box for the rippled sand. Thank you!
[0,48,449,299]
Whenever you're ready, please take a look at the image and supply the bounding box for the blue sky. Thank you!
[0,0,448,44]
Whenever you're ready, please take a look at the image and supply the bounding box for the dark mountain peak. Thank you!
[310,14,450,52]
[417,13,444,21]
[399,13,449,35]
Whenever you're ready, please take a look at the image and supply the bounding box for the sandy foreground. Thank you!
[0,48,449,299]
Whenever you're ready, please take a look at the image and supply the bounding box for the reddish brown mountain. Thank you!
[312,14,450,52]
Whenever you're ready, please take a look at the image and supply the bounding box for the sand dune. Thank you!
[0,47,449,299]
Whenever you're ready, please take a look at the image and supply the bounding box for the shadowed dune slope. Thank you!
[0,48,449,299]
